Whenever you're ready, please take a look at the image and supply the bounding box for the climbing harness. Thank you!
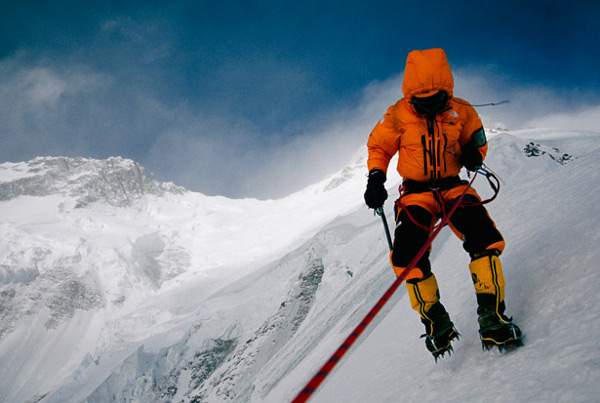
[394,166,500,232]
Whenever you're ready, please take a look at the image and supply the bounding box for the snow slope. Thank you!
[308,129,600,402]
[0,128,599,402]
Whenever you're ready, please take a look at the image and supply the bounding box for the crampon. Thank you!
[479,322,523,352]
[423,326,460,362]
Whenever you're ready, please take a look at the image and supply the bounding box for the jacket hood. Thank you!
[402,48,454,99]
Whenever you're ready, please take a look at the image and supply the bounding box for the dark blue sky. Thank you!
[1,1,598,198]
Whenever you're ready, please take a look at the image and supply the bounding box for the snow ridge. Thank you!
[0,156,185,207]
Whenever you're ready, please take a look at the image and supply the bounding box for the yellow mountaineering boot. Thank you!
[407,273,459,361]
[470,250,523,350]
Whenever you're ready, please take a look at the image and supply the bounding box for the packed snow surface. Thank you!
[0,128,599,402]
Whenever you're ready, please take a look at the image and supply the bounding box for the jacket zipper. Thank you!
[426,115,437,181]
[442,131,448,172]
[421,135,429,176]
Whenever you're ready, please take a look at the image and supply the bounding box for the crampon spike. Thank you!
[432,344,454,363]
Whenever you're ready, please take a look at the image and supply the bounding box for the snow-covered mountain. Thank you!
[0,128,599,402]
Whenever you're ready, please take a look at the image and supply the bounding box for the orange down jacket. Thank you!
[367,48,487,182]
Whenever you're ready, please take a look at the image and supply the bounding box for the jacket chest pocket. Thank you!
[398,122,422,142]
[441,119,462,153]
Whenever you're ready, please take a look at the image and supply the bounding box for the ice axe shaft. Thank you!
[376,206,393,251]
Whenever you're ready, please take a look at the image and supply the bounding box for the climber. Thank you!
[363,48,522,359]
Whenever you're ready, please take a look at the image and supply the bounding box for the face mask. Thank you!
[412,91,449,116]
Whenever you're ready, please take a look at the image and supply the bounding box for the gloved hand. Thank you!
[364,169,387,209]
[460,145,483,171]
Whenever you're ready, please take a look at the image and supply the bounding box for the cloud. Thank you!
[451,67,600,132]
[99,15,174,64]
[144,112,267,197]
[19,66,108,106]
[22,68,68,105]
[0,54,112,155]
[526,105,600,132]
[141,74,406,199]
[1,32,598,201]
[234,76,406,198]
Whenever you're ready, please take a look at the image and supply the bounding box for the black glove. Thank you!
[460,144,483,171]
[364,169,387,209]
